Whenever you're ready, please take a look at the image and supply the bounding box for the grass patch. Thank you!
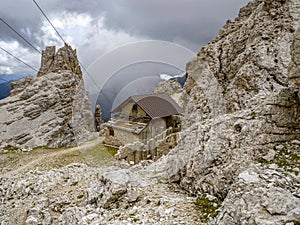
[0,141,118,175]
[3,146,19,151]
[250,112,256,119]
[77,194,84,199]
[32,145,75,151]
[71,181,78,186]
[105,146,118,156]
[194,196,222,223]
[128,216,140,222]
[32,146,56,150]
[78,144,118,167]
[258,144,300,175]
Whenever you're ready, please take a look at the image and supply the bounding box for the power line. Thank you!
[0,77,9,83]
[78,61,100,89]
[32,0,102,91]
[32,0,66,44]
[0,18,41,54]
[0,46,38,72]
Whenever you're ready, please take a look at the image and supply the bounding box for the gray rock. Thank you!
[291,140,300,145]
[156,205,165,217]
[262,149,276,161]
[87,169,140,209]
[153,79,189,110]
[158,0,300,224]
[216,165,300,225]
[166,0,300,199]
[0,44,96,148]
[25,216,38,225]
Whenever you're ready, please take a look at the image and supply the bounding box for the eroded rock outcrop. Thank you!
[216,164,300,225]
[165,0,300,222]
[37,45,82,79]
[153,79,189,110]
[0,44,95,148]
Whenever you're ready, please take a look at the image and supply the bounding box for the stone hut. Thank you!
[105,93,183,147]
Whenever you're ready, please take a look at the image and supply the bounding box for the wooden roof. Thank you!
[112,93,183,119]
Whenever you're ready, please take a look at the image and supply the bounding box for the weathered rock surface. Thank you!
[37,45,82,79]
[94,105,103,132]
[215,164,300,225]
[87,169,141,209]
[153,79,189,110]
[163,0,300,223]
[0,163,203,225]
[0,44,95,148]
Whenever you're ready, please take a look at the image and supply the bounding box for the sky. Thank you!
[0,0,250,75]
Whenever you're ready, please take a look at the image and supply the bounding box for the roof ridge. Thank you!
[112,93,183,119]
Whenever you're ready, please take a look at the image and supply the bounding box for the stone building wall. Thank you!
[120,102,148,118]
[114,128,140,146]
[115,127,179,164]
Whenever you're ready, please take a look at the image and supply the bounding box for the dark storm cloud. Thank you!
[0,0,250,73]
[1,0,249,49]
[57,0,250,51]
[97,0,250,50]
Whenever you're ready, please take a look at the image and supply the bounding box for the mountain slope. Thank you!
[0,74,31,99]
[165,0,300,223]
[0,82,10,99]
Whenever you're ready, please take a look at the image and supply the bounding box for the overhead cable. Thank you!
[32,0,101,91]
[0,46,38,72]
[0,18,41,54]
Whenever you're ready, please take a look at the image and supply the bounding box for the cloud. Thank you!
[0,0,250,74]
[0,66,13,74]
[90,0,250,50]
[0,40,39,74]
[0,11,141,74]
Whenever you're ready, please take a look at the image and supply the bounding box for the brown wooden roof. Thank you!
[112,93,183,119]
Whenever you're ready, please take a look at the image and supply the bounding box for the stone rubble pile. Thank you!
[0,163,203,225]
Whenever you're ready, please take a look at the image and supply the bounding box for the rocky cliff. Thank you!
[1,1,300,224]
[0,44,95,148]
[165,0,300,223]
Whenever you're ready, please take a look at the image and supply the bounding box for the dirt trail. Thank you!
[1,138,102,178]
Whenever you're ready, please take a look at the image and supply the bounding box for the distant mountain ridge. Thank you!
[160,73,186,87]
[0,73,32,99]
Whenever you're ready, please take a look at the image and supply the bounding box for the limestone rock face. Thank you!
[216,164,300,225]
[0,45,95,148]
[166,0,300,204]
[153,79,189,110]
[87,169,141,209]
[37,44,82,79]
[94,105,103,132]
